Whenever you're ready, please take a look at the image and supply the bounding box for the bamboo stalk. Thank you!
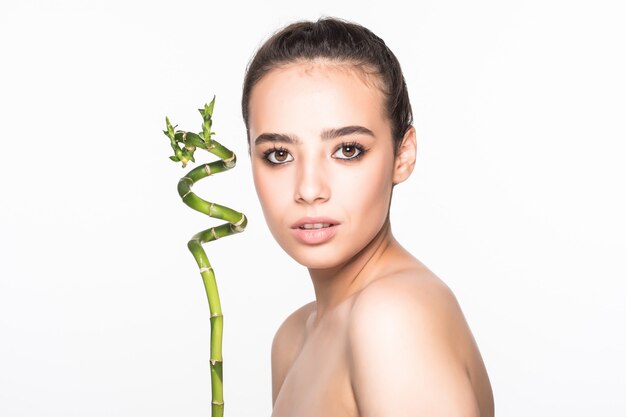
[162,96,247,417]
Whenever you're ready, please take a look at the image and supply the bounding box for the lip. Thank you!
[290,217,340,245]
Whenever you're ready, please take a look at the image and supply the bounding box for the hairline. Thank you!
[246,58,393,146]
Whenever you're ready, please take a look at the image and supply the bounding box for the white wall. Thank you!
[1,0,624,416]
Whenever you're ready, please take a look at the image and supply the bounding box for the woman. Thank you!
[242,17,494,417]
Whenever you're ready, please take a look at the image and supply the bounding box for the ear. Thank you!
[393,126,417,185]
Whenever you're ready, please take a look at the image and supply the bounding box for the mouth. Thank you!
[290,217,340,244]
[298,223,333,230]
[291,217,340,230]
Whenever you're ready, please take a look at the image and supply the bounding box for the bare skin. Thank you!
[271,220,494,417]
[248,61,494,416]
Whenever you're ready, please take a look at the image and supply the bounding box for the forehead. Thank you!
[248,61,389,139]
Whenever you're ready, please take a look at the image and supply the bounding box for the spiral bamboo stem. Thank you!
[163,96,247,417]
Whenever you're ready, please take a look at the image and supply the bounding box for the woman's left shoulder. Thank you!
[348,263,477,364]
[351,265,464,328]
[346,265,487,416]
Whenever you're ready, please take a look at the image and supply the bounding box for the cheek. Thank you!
[252,165,288,224]
[338,158,393,218]
[252,166,272,211]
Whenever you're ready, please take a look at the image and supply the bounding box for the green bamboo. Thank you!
[162,96,247,417]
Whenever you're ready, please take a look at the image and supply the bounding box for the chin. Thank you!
[295,257,346,270]
[280,242,355,270]
[294,257,341,270]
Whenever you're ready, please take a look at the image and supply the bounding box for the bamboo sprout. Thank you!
[162,96,247,417]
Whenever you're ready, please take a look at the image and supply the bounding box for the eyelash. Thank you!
[262,142,368,166]
[262,146,293,165]
[333,141,367,161]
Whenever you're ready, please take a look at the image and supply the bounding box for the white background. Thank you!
[1,0,625,416]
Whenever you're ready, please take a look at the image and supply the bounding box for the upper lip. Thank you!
[291,217,340,229]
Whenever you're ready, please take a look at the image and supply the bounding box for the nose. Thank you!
[294,157,330,204]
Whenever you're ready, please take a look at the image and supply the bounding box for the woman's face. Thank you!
[248,62,402,269]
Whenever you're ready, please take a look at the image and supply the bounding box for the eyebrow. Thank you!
[253,125,375,146]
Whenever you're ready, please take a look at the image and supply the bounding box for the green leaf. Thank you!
[174,131,185,143]
[207,96,216,115]
[165,117,176,138]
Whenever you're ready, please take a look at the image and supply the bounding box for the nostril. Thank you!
[293,164,331,204]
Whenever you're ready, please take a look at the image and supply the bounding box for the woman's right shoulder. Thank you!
[271,301,315,403]
[273,301,315,347]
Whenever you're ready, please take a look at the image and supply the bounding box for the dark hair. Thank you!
[241,16,413,152]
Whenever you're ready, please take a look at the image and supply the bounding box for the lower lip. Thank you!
[291,225,338,245]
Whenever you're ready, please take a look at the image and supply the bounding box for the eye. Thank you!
[332,142,366,160]
[264,147,294,165]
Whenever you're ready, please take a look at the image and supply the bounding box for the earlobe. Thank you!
[393,126,417,185]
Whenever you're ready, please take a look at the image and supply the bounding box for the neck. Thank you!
[307,217,396,323]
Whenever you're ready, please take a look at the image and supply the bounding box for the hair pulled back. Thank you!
[241,16,413,151]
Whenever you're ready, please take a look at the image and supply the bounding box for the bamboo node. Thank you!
[212,401,224,406]
[204,164,212,176]
[231,213,246,232]
[211,227,219,240]
[234,213,246,227]
[210,359,223,365]
[210,313,223,318]
[223,154,236,168]
[181,190,192,199]
[199,267,213,274]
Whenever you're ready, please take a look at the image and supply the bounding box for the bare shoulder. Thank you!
[351,267,465,338]
[272,301,314,358]
[271,301,315,404]
[348,267,493,417]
